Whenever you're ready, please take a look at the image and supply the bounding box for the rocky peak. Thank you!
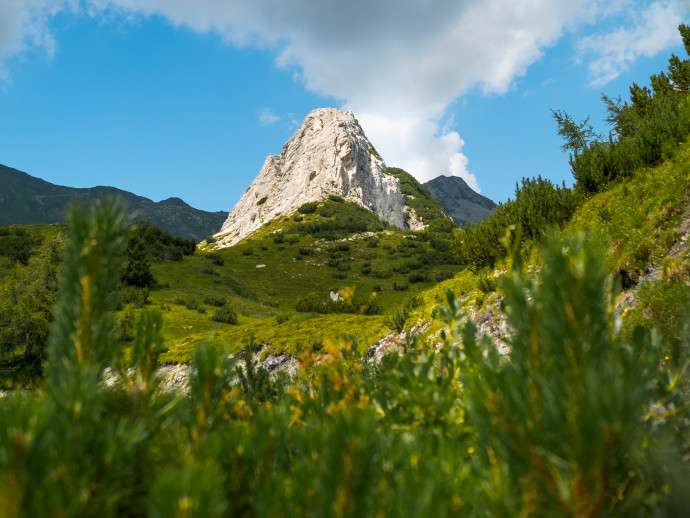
[214,108,407,247]
[423,175,497,228]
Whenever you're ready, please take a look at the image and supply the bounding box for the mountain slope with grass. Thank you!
[0,163,226,241]
[152,196,460,361]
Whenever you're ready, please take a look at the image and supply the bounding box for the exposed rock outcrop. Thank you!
[423,175,497,228]
[214,108,408,247]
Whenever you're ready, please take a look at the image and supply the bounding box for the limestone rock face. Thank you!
[214,108,406,247]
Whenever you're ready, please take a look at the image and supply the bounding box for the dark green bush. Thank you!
[292,201,388,239]
[298,202,318,214]
[0,228,43,265]
[426,218,455,234]
[256,196,268,206]
[373,266,393,279]
[295,291,381,315]
[184,297,201,310]
[204,253,224,266]
[435,270,455,282]
[118,285,149,309]
[215,277,257,300]
[408,271,430,283]
[203,294,226,307]
[211,304,238,324]
[122,233,155,288]
[452,177,579,270]
[130,221,196,262]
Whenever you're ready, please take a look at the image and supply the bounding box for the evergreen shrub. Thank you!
[211,305,238,325]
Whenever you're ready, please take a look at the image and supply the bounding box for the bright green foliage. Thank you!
[555,24,690,194]
[448,233,686,515]
[567,141,689,284]
[0,227,62,365]
[383,306,409,333]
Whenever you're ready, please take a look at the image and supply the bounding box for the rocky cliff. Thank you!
[214,108,409,247]
[423,175,497,228]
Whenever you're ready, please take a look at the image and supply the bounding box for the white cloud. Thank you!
[355,111,480,191]
[0,0,684,190]
[258,107,280,125]
[577,1,684,85]
[0,0,69,79]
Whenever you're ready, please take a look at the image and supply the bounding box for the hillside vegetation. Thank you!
[0,198,686,516]
[0,25,689,517]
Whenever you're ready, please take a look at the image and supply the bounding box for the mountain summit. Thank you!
[423,175,497,228]
[214,108,409,247]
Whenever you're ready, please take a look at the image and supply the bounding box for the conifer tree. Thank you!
[122,232,154,288]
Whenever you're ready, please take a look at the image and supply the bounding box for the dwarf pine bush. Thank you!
[0,200,687,516]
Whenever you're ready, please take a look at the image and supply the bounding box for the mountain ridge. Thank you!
[0,163,226,241]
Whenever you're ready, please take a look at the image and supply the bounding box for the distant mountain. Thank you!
[423,175,497,228]
[0,164,226,241]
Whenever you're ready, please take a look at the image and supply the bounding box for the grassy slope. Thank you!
[150,212,461,362]
[567,141,690,342]
[410,140,690,341]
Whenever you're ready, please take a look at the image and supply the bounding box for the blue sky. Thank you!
[0,1,687,213]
